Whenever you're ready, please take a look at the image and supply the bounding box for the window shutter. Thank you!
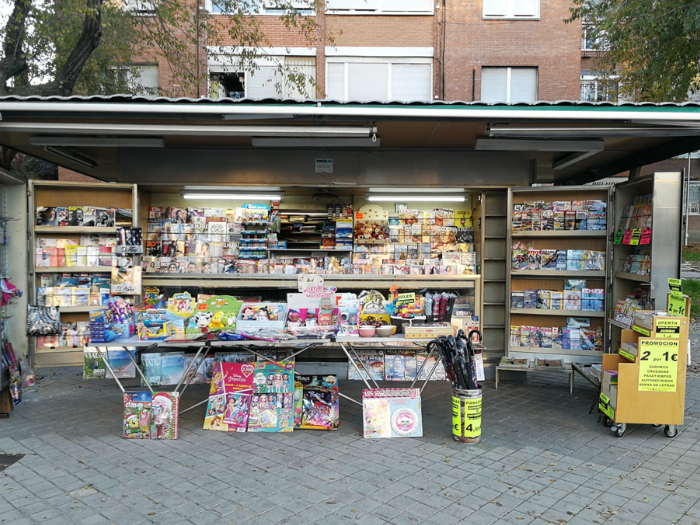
[247,66,281,99]
[509,68,538,103]
[326,0,379,10]
[480,68,508,103]
[391,64,432,101]
[284,57,316,99]
[483,0,507,16]
[512,0,537,17]
[347,63,389,102]
[326,63,346,100]
[381,0,431,12]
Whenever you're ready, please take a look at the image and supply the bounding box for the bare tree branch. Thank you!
[0,0,32,95]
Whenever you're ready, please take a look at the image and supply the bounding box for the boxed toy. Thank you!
[123,392,152,439]
[237,303,286,334]
[150,392,179,440]
[186,296,243,336]
[293,375,339,431]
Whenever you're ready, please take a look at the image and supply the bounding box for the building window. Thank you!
[326,58,432,102]
[580,73,618,102]
[209,57,316,99]
[116,65,159,94]
[325,0,433,14]
[582,24,609,51]
[123,0,158,14]
[481,67,537,103]
[208,0,313,15]
[483,0,539,19]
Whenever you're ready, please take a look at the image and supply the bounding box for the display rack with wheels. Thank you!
[599,294,691,438]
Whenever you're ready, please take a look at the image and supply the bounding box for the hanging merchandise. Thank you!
[26,305,61,336]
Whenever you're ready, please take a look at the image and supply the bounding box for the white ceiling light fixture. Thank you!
[184,185,282,192]
[181,191,285,201]
[366,193,465,203]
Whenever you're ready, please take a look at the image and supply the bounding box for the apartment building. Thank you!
[128,0,592,103]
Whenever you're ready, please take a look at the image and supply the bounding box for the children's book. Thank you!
[247,361,295,433]
[150,392,179,440]
[123,392,152,439]
[363,388,423,439]
[293,375,339,431]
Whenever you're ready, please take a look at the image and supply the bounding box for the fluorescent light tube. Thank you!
[366,195,465,202]
[184,186,282,192]
[369,187,465,193]
[182,193,284,200]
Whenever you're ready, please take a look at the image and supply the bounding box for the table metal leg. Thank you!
[347,343,380,389]
[93,346,126,394]
[338,342,373,391]
[410,345,436,389]
[179,397,209,415]
[570,372,574,395]
[418,357,442,394]
[495,368,499,390]
[174,343,207,394]
[124,344,156,394]
[338,391,362,406]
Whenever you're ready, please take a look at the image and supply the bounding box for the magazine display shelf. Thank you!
[608,173,682,353]
[29,181,139,368]
[93,335,484,413]
[506,186,611,365]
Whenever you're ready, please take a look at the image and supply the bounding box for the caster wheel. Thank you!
[652,424,663,427]
[664,425,677,438]
[615,424,626,438]
[604,417,613,427]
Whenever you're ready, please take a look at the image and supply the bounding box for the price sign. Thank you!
[622,229,633,245]
[638,339,679,392]
[640,228,652,245]
[633,325,650,336]
[619,348,636,361]
[630,229,642,246]
[599,393,614,419]
[655,318,681,339]
[668,278,682,293]
[667,291,687,317]
[355,212,364,220]
[613,229,624,245]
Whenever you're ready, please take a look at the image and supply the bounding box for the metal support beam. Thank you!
[559,136,700,185]
[552,150,600,170]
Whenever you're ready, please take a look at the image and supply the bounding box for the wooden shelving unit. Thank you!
[29,181,138,368]
[506,185,611,363]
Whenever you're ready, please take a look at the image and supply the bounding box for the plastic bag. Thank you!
[27,306,61,336]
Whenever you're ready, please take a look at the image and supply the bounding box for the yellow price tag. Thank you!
[655,318,681,339]
[619,349,635,361]
[638,339,679,392]
[451,397,460,435]
[668,278,682,293]
[667,292,687,317]
[633,325,650,336]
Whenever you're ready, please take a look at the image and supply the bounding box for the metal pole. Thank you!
[338,342,373,391]
[94,347,125,394]
[338,391,362,407]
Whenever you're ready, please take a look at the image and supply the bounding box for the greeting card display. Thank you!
[362,388,423,439]
[248,361,295,433]
[203,362,255,432]
[293,375,339,431]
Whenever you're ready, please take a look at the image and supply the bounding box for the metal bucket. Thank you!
[452,387,482,444]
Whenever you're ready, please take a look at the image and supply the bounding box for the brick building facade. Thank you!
[128,0,590,103]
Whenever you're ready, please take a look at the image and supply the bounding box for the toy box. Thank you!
[362,388,423,439]
[137,308,170,341]
[186,296,243,336]
[293,375,339,431]
[247,361,295,433]
[237,303,286,334]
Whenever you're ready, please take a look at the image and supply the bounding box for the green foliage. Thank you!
[569,0,700,102]
[681,279,700,317]
[683,249,700,262]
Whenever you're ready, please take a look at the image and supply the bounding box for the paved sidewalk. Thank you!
[1,369,700,525]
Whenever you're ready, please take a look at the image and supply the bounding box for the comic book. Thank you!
[204,362,255,432]
[150,392,179,440]
[294,375,339,431]
[362,388,423,439]
[247,361,295,433]
[123,392,152,439]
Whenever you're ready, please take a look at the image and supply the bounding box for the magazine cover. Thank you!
[141,352,162,386]
[204,362,255,432]
[362,388,423,439]
[84,348,106,379]
[247,361,295,433]
[105,348,137,379]
[365,352,385,381]
[294,375,339,431]
[160,352,185,385]
[384,350,406,381]
[151,392,179,440]
[123,392,152,439]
